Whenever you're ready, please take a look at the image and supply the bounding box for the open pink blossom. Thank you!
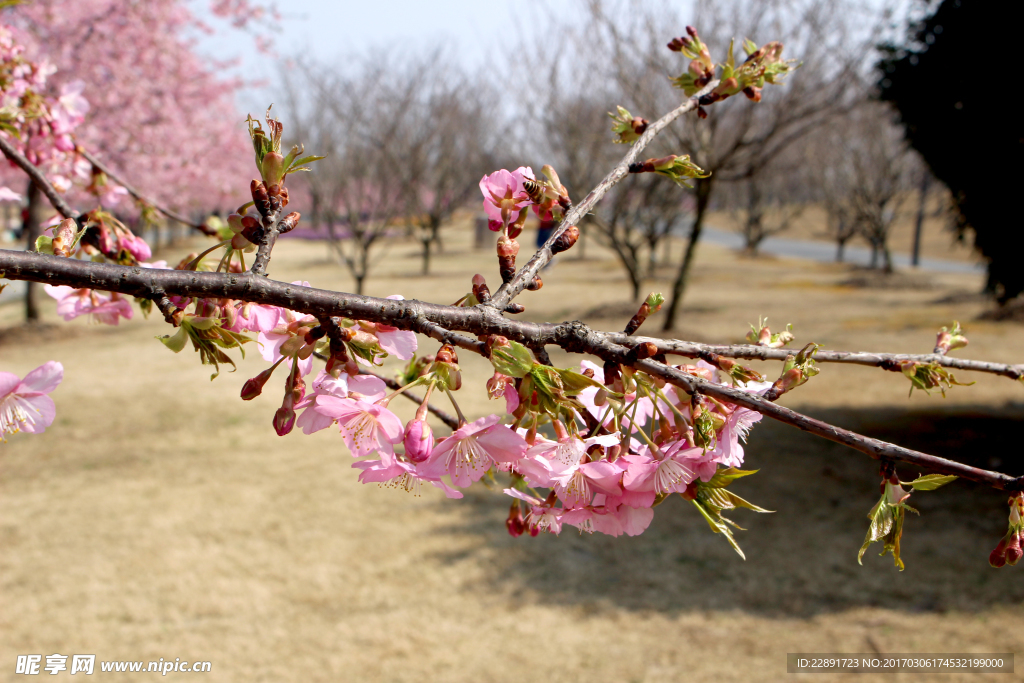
[0,361,62,440]
[479,166,534,229]
[552,457,626,509]
[0,186,22,202]
[374,296,417,360]
[504,488,563,535]
[621,442,702,495]
[710,405,762,469]
[295,372,387,435]
[420,414,528,488]
[314,395,404,462]
[234,301,282,333]
[354,458,462,499]
[44,285,133,325]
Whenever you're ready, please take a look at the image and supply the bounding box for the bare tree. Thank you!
[284,55,423,294]
[391,58,495,275]
[846,103,912,273]
[729,165,804,255]
[576,0,867,329]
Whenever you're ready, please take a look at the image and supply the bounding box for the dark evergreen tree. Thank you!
[878,0,1021,302]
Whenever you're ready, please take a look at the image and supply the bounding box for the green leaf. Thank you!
[157,327,189,354]
[557,368,604,395]
[725,38,735,70]
[34,235,54,254]
[691,499,746,560]
[490,341,536,378]
[906,474,958,491]
[705,467,759,488]
[743,37,758,55]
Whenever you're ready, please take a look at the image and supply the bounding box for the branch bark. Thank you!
[1,249,1019,492]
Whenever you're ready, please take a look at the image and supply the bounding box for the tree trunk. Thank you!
[662,177,712,331]
[23,180,45,323]
[421,237,431,276]
[911,172,930,267]
[835,239,846,263]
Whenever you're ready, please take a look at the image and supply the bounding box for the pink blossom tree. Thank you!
[1,0,257,320]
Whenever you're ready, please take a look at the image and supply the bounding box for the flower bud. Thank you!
[240,364,281,400]
[51,218,78,257]
[551,225,579,254]
[506,500,526,537]
[251,179,271,217]
[990,537,1008,568]
[1007,532,1023,566]
[403,418,434,463]
[261,151,285,186]
[278,211,301,235]
[273,405,296,436]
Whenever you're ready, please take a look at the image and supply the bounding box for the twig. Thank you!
[486,79,719,310]
[1,250,1019,492]
[0,135,79,220]
[78,147,217,237]
[249,211,281,277]
[602,334,1024,381]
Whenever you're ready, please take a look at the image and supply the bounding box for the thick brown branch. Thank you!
[0,135,79,220]
[1,250,1019,492]
[487,79,720,310]
[77,148,217,237]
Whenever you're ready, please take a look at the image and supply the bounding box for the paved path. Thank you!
[700,227,983,274]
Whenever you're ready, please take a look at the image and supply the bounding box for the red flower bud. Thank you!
[278,211,301,234]
[506,501,525,537]
[273,405,295,436]
[990,537,1009,568]
[551,225,579,254]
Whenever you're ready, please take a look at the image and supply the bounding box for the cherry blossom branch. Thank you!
[0,135,80,220]
[604,335,1024,381]
[1,249,1019,492]
[77,147,218,237]
[486,79,720,310]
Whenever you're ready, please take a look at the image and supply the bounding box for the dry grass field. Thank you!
[2,218,1022,682]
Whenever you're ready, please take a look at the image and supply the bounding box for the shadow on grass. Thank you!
[427,403,1024,618]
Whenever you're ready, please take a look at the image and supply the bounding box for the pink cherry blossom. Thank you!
[479,166,534,229]
[314,395,404,462]
[354,458,463,499]
[621,442,702,496]
[552,457,625,509]
[0,186,21,201]
[295,371,387,435]
[504,488,563,535]
[710,405,762,468]
[374,295,418,360]
[420,414,528,488]
[0,361,62,440]
[44,285,133,325]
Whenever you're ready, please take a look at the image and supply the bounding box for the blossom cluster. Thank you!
[0,20,89,199]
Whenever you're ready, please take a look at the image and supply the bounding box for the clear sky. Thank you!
[193,0,592,111]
